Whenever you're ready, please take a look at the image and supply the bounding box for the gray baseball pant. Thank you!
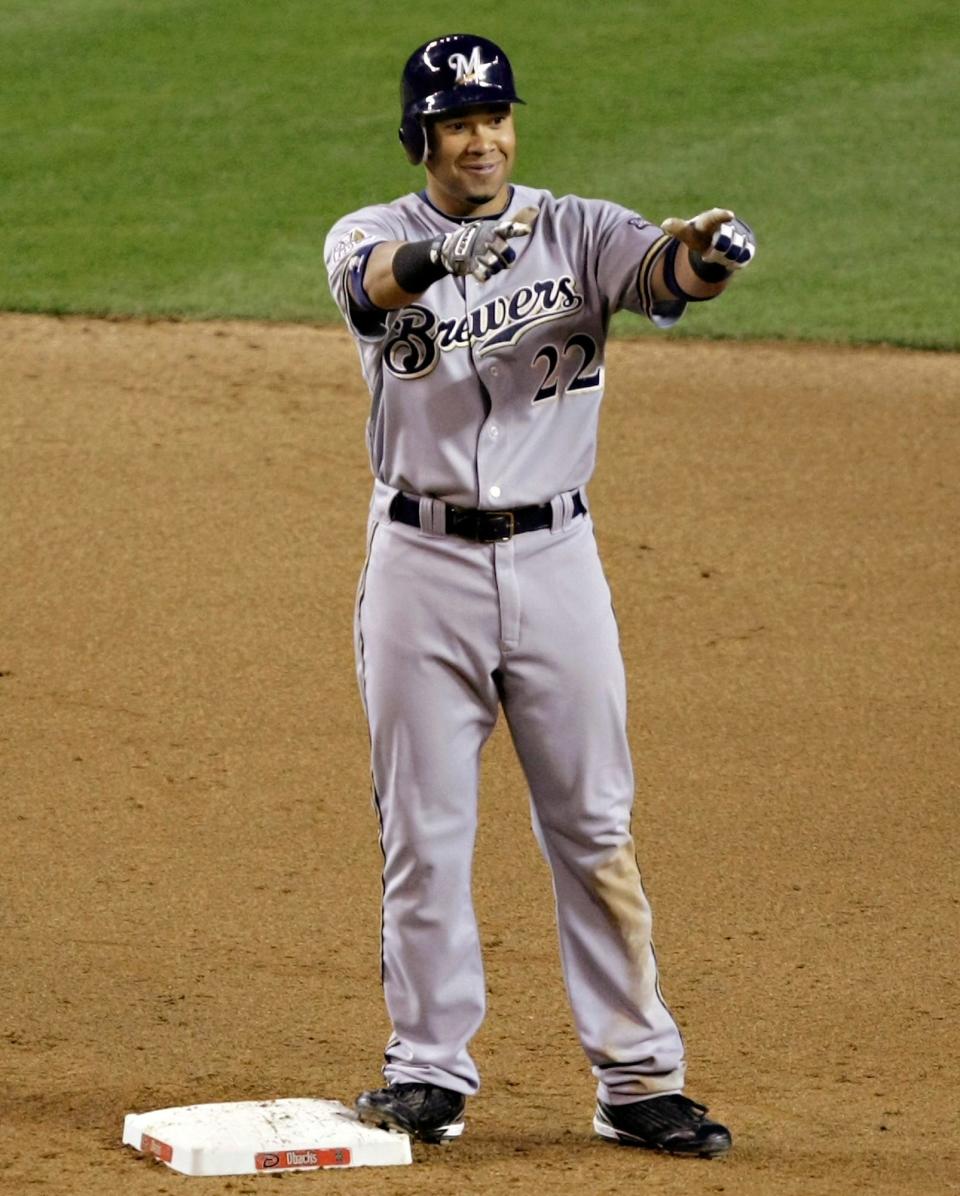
[354,485,686,1104]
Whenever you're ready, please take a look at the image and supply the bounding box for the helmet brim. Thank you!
[409,85,525,117]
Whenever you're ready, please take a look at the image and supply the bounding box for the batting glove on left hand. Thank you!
[661,208,756,270]
[434,205,539,282]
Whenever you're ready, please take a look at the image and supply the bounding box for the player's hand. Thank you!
[435,206,539,282]
[661,208,756,269]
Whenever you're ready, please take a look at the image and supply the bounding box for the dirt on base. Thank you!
[1,314,958,1196]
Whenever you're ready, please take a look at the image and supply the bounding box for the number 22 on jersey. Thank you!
[532,334,603,403]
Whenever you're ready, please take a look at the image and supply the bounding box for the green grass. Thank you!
[1,0,956,347]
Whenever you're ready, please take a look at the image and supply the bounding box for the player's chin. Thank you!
[464,178,507,206]
[461,166,507,207]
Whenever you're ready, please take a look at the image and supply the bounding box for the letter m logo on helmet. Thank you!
[448,46,489,86]
[399,33,525,165]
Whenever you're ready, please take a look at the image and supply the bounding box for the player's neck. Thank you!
[422,179,512,220]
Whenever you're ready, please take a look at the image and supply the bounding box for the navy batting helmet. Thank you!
[399,34,525,165]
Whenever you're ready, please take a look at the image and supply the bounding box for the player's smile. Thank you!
[425,105,516,218]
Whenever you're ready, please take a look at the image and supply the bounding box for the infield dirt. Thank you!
[1,315,957,1195]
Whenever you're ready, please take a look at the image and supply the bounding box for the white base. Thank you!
[122,1097,412,1175]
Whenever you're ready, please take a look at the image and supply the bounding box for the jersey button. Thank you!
[488,425,500,439]
[490,366,500,377]
[489,485,502,500]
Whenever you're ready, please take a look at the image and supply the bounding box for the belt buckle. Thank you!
[478,510,515,542]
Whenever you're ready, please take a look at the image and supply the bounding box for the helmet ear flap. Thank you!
[399,115,426,165]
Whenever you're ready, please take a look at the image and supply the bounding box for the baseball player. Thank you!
[324,33,755,1157]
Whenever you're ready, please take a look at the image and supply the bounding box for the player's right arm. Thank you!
[360,242,431,310]
[325,207,537,337]
[325,210,403,340]
[352,208,540,312]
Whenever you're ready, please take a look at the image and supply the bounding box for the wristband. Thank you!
[662,238,729,302]
[661,238,697,302]
[688,248,733,283]
[392,237,448,294]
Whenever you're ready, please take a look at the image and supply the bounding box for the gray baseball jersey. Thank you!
[325,185,684,509]
[326,185,688,1105]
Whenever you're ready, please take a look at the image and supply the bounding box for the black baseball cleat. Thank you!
[593,1093,732,1158]
[355,1082,466,1144]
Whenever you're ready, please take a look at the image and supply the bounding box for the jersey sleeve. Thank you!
[589,200,686,329]
[324,206,405,341]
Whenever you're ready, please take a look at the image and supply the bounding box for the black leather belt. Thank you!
[389,490,586,543]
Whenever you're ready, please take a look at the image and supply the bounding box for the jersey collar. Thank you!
[417,186,515,224]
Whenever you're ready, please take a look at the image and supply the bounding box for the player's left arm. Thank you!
[650,208,756,304]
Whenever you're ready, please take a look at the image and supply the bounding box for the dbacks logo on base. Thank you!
[255,1146,352,1170]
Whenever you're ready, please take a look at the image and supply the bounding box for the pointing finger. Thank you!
[497,205,540,239]
[512,205,540,228]
[661,208,734,251]
[693,207,734,239]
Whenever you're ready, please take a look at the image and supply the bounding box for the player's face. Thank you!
[425,106,516,218]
